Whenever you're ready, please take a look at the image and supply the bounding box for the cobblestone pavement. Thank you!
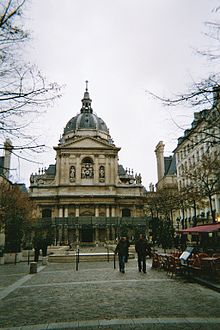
[0,258,220,330]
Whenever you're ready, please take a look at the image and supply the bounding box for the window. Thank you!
[81,157,94,178]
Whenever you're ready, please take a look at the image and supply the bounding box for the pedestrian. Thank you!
[33,237,41,262]
[135,234,149,273]
[114,237,128,273]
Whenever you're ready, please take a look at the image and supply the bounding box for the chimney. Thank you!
[155,141,165,182]
[3,139,13,179]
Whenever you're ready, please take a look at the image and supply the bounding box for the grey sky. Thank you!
[10,0,220,188]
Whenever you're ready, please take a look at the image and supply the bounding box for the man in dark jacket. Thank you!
[135,234,150,273]
[115,237,128,273]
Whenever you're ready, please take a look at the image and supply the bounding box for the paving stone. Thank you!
[0,258,220,330]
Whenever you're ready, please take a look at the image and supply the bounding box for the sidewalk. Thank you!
[0,255,220,329]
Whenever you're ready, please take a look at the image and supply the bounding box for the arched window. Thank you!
[81,157,94,178]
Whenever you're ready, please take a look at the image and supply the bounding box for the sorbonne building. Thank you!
[29,84,148,245]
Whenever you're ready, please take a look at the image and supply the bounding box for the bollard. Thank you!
[30,262,37,274]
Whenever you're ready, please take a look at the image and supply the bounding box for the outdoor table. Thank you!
[157,253,173,271]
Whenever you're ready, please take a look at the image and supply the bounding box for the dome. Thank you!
[64,112,109,134]
[62,83,113,144]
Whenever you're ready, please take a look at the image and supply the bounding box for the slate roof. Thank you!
[46,164,56,176]
[164,156,176,176]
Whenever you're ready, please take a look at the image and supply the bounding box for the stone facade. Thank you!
[29,85,148,244]
[175,102,220,226]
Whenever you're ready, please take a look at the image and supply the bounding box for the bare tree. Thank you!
[181,152,220,223]
[0,0,62,152]
[146,7,220,146]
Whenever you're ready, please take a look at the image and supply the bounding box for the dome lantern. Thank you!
[62,82,113,143]
[81,80,92,114]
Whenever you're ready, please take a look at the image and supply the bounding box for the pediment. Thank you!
[59,137,118,150]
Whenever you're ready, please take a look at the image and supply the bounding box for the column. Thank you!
[94,155,99,183]
[106,206,110,217]
[59,207,63,218]
[105,156,110,184]
[111,206,115,217]
[64,206,68,217]
[155,141,165,181]
[95,206,99,217]
[76,155,81,183]
[75,206,80,217]
[95,227,99,242]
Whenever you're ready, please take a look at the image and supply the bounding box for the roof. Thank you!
[118,164,127,177]
[181,223,220,234]
[46,164,56,176]
[14,183,28,193]
[64,87,109,135]
[164,156,176,175]
[64,112,109,134]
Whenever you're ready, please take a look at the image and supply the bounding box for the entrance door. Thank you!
[81,225,93,242]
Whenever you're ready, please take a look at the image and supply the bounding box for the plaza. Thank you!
[0,254,220,330]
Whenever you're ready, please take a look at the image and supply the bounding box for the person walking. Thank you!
[135,234,149,273]
[115,237,128,273]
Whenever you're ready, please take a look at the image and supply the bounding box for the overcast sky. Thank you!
[9,0,220,189]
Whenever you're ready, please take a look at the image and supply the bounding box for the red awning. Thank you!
[181,223,220,234]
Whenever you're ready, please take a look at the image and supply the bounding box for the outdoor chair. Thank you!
[151,253,163,270]
[151,253,159,269]
[168,255,181,278]
[188,255,202,276]
[163,255,170,274]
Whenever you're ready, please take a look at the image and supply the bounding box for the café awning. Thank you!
[181,223,220,234]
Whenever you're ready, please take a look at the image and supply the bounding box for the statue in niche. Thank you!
[69,165,76,182]
[99,165,105,182]
[81,163,93,178]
